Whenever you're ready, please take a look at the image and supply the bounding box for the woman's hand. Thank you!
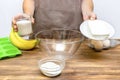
[82,11,97,20]
[81,0,97,20]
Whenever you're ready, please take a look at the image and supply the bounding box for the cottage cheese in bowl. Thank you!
[38,57,65,77]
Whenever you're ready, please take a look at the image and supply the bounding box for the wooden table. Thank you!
[0,42,120,80]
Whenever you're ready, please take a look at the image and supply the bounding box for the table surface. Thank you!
[0,42,120,80]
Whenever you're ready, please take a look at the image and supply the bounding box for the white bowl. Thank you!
[80,20,115,40]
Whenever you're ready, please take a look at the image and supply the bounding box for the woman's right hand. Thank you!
[12,13,34,32]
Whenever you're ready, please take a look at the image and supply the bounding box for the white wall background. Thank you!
[0,0,120,38]
[0,0,23,37]
[93,0,120,38]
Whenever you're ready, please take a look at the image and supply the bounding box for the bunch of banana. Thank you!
[9,28,37,50]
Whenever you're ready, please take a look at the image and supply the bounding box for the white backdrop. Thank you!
[93,0,120,39]
[0,0,23,37]
[0,0,120,38]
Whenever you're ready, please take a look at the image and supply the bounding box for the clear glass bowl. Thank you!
[35,29,84,60]
[38,57,65,77]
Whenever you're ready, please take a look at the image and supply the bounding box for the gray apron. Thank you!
[33,0,83,34]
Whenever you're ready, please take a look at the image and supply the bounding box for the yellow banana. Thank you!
[9,28,37,50]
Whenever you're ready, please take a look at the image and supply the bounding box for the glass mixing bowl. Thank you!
[35,29,84,60]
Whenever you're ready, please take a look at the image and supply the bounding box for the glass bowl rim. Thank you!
[35,29,85,43]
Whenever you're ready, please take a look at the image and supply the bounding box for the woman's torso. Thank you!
[33,0,83,34]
